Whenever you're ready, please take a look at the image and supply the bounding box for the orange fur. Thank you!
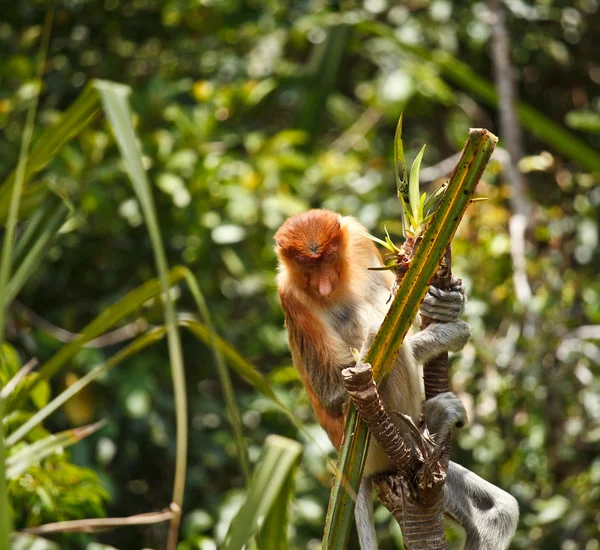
[275,210,396,452]
[279,290,346,448]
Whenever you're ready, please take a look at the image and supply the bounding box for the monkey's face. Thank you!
[303,257,341,299]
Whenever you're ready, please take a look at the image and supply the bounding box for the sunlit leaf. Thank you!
[223,435,302,550]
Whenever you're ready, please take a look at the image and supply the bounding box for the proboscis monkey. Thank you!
[275,209,519,549]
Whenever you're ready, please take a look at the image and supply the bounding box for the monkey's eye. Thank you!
[324,256,335,264]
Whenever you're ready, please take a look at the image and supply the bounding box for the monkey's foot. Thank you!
[422,392,467,439]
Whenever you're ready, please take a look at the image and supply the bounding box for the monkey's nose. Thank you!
[318,276,333,297]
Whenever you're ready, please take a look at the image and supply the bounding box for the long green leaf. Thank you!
[4,201,69,306]
[0,84,101,214]
[322,129,498,549]
[0,400,10,549]
[223,435,302,550]
[93,80,188,549]
[362,21,600,175]
[179,317,276,401]
[6,328,167,448]
[5,420,105,479]
[0,12,54,548]
[24,266,188,389]
[256,464,295,550]
[180,272,250,481]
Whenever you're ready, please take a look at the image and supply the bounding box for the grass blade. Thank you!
[322,129,498,549]
[180,271,250,481]
[0,82,102,216]
[93,80,187,550]
[4,201,69,306]
[223,435,302,550]
[256,464,295,550]
[0,11,54,547]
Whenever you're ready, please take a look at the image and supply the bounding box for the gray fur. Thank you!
[420,287,466,322]
[444,462,519,550]
[355,478,378,550]
[411,320,471,364]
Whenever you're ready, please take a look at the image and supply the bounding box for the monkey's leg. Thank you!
[423,394,519,550]
[444,462,519,550]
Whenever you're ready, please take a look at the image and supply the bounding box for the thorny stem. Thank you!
[342,362,450,549]
[375,474,446,550]
[341,363,413,471]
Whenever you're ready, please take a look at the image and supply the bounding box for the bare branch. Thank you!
[12,301,148,347]
[22,507,174,534]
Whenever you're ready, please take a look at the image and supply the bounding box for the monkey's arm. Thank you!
[410,287,471,364]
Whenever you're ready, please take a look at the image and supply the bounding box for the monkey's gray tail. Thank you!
[355,477,378,550]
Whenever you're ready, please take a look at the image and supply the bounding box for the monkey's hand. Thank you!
[410,286,471,364]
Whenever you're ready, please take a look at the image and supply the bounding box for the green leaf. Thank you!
[178,272,250,481]
[29,381,50,410]
[6,420,106,479]
[322,129,498,549]
[256,467,295,550]
[419,192,427,222]
[3,200,69,306]
[0,344,21,385]
[423,182,448,216]
[93,79,188,545]
[0,83,101,221]
[394,113,407,191]
[409,144,426,225]
[356,230,398,254]
[179,318,276,402]
[223,435,302,550]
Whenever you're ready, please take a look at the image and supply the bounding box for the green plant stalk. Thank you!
[94,81,187,550]
[322,129,498,549]
[362,21,600,175]
[0,12,53,549]
[181,273,250,481]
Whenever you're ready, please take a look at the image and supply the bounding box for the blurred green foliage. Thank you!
[1,0,599,549]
